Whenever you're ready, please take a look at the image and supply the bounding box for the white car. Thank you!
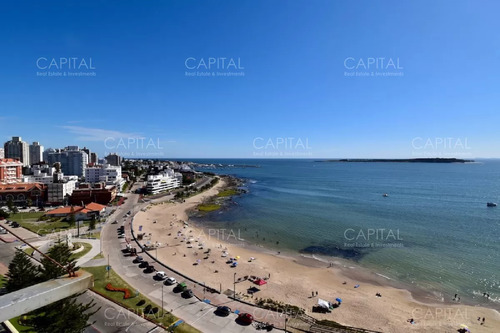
[165,277,177,285]
[156,271,167,280]
[0,227,7,234]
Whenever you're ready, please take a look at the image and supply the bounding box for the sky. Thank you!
[0,0,499,159]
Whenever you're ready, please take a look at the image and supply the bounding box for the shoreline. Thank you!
[132,177,500,332]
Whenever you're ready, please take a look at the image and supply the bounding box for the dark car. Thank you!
[111,221,118,224]
[215,306,231,317]
[144,265,155,273]
[11,222,20,228]
[237,313,254,325]
[139,261,149,268]
[173,282,188,293]
[133,256,144,263]
[181,289,194,298]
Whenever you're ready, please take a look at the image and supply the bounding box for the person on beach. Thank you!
[481,317,485,325]
[454,293,457,300]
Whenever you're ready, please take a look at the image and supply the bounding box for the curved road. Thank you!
[100,183,270,333]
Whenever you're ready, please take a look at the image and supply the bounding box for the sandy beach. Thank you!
[132,178,500,333]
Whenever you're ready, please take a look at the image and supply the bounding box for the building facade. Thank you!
[0,148,4,159]
[69,182,117,205]
[90,152,98,164]
[0,159,23,184]
[85,164,124,188]
[105,153,122,166]
[4,137,30,166]
[146,169,181,194]
[46,146,89,177]
[0,183,46,206]
[29,141,44,164]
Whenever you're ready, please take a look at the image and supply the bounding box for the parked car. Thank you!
[215,306,231,316]
[156,271,167,280]
[0,227,7,234]
[164,277,177,285]
[237,313,254,325]
[11,222,20,228]
[144,265,155,273]
[133,256,144,263]
[139,261,149,268]
[174,282,188,292]
[181,289,194,298]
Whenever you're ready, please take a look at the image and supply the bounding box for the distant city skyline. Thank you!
[1,1,499,158]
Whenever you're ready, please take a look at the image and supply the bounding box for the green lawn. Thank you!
[92,252,104,259]
[83,266,200,332]
[10,212,89,236]
[217,189,238,197]
[197,204,221,212]
[9,315,35,333]
[23,247,35,256]
[70,242,92,260]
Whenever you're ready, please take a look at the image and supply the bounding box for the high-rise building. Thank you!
[90,152,98,164]
[82,147,91,159]
[29,141,44,164]
[105,153,122,166]
[0,158,23,184]
[46,146,89,177]
[43,148,56,163]
[4,136,29,166]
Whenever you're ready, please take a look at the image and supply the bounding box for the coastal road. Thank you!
[101,185,264,333]
[80,290,163,333]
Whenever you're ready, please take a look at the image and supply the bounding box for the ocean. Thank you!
[184,158,500,310]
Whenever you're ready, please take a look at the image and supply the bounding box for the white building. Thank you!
[23,165,78,204]
[29,142,44,164]
[146,169,182,194]
[47,180,77,205]
[85,164,124,189]
[24,165,78,184]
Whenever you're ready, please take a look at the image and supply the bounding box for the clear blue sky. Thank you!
[0,0,499,159]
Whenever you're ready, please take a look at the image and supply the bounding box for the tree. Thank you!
[89,215,96,231]
[0,208,9,219]
[26,198,33,207]
[68,206,76,227]
[26,294,99,333]
[5,249,40,292]
[39,239,79,280]
[6,197,15,213]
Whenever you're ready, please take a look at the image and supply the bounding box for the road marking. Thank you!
[191,304,215,324]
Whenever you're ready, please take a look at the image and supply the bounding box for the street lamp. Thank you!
[233,272,236,299]
[161,283,164,317]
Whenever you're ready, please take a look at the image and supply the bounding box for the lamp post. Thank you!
[233,272,236,299]
[161,283,164,317]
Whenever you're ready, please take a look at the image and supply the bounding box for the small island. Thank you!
[318,158,474,163]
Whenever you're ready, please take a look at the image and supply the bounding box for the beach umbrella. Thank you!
[336,298,342,303]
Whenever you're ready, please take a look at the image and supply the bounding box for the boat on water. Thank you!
[383,193,389,197]
[486,202,497,207]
